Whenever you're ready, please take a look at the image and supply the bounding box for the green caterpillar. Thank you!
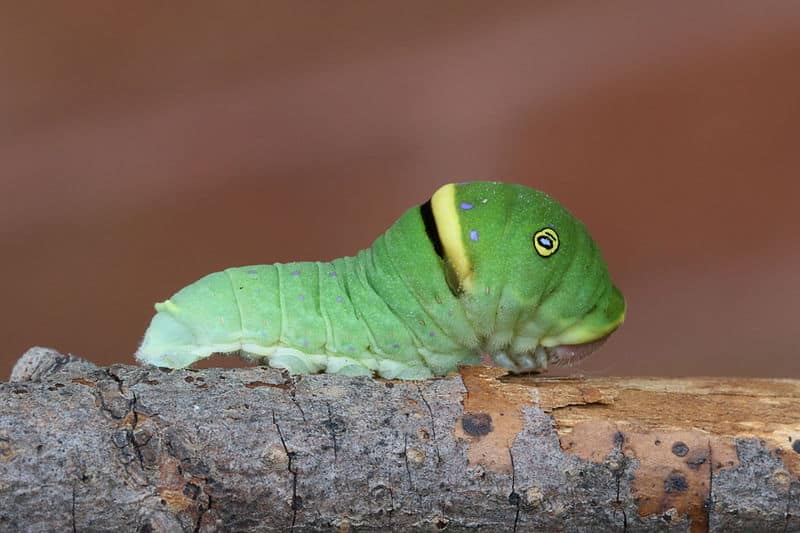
[136,182,625,380]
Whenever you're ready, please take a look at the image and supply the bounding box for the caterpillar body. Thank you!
[136,182,625,380]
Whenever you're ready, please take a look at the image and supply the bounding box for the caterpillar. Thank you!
[136,182,625,380]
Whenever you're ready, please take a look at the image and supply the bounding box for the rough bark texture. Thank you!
[1,347,798,532]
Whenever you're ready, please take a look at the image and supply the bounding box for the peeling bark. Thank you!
[1,347,798,532]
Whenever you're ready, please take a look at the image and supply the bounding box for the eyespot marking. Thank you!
[460,202,474,210]
[533,228,559,257]
[470,230,479,242]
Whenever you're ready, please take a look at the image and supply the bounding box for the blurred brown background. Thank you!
[2,2,799,379]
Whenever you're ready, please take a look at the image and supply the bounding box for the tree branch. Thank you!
[1,347,798,532]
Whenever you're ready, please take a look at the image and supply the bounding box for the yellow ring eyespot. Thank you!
[533,228,559,257]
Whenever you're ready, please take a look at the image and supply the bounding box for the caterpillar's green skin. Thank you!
[136,182,625,379]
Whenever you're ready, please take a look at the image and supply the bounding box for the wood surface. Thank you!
[1,347,798,532]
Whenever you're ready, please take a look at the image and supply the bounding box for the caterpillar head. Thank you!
[428,181,625,372]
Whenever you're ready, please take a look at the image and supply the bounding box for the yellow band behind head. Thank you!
[431,184,473,291]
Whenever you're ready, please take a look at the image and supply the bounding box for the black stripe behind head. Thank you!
[419,199,445,259]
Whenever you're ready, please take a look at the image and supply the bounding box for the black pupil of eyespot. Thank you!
[538,236,552,249]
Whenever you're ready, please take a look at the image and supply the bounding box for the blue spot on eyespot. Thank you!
[470,230,479,241]
[328,271,337,277]
[247,269,257,276]
[298,295,305,301]
[391,343,401,349]
[291,270,301,276]
[429,331,436,337]
[460,202,473,210]
[302,340,309,347]
[336,296,344,303]
[539,237,552,247]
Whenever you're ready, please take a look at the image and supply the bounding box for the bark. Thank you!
[1,347,798,532]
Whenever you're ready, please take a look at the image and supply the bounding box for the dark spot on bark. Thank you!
[508,492,520,505]
[325,415,346,434]
[671,441,689,457]
[686,455,707,470]
[13,389,28,394]
[144,379,160,385]
[662,513,672,522]
[793,440,800,453]
[184,376,194,383]
[654,439,661,446]
[183,482,200,499]
[665,472,689,493]
[384,382,394,388]
[613,431,625,446]
[461,412,493,436]
[434,517,448,529]
[183,460,210,477]
[292,495,303,511]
